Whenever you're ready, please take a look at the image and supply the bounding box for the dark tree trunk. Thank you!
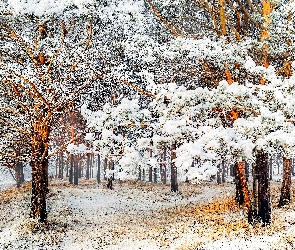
[20,162,24,183]
[97,154,101,183]
[235,163,244,205]
[104,157,107,180]
[153,168,157,183]
[108,160,114,180]
[55,153,58,178]
[142,169,145,181]
[78,160,82,178]
[245,161,249,182]
[269,155,273,181]
[252,163,258,215]
[112,160,115,180]
[149,140,153,182]
[91,154,94,178]
[107,176,113,189]
[15,148,24,187]
[171,143,178,192]
[279,157,292,207]
[66,158,69,178]
[138,167,141,180]
[230,164,234,177]
[58,152,64,179]
[163,147,167,184]
[86,153,90,180]
[74,155,78,185]
[69,154,74,184]
[292,158,295,176]
[30,130,49,222]
[149,166,153,182]
[256,151,271,225]
[160,147,167,184]
[221,161,226,183]
[15,162,22,188]
[217,164,222,185]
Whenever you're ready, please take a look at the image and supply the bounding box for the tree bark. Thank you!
[86,153,90,180]
[256,151,271,225]
[160,147,167,184]
[235,163,244,205]
[236,161,253,223]
[138,167,141,181]
[149,166,153,182]
[97,154,101,183]
[69,154,74,184]
[74,155,78,185]
[171,143,178,192]
[269,155,273,181]
[279,157,292,207]
[30,128,49,222]
[221,161,226,183]
[217,164,222,185]
[252,163,258,216]
[149,139,153,182]
[104,157,107,180]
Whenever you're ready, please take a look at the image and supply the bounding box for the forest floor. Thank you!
[0,179,295,250]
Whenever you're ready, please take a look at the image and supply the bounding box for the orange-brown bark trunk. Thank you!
[279,158,292,207]
[236,161,253,223]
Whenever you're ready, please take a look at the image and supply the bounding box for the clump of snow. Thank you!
[7,0,94,16]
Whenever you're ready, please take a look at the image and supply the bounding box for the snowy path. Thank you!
[1,180,295,249]
[0,180,233,249]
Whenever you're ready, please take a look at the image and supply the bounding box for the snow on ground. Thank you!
[0,179,295,249]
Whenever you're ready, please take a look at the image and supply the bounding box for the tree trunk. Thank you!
[149,140,153,182]
[221,161,226,183]
[256,151,271,225]
[78,159,82,178]
[74,155,78,185]
[160,147,167,184]
[236,161,253,223]
[58,152,64,179]
[55,152,58,178]
[86,153,90,180]
[235,163,244,205]
[279,157,292,207]
[252,163,258,216]
[245,161,249,182]
[20,162,24,183]
[97,154,101,183]
[66,157,69,178]
[15,162,22,188]
[171,143,178,192]
[69,154,74,184]
[217,164,222,185]
[142,169,145,181]
[149,166,153,182]
[104,157,107,180]
[30,129,49,222]
[269,155,273,181]
[163,147,167,184]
